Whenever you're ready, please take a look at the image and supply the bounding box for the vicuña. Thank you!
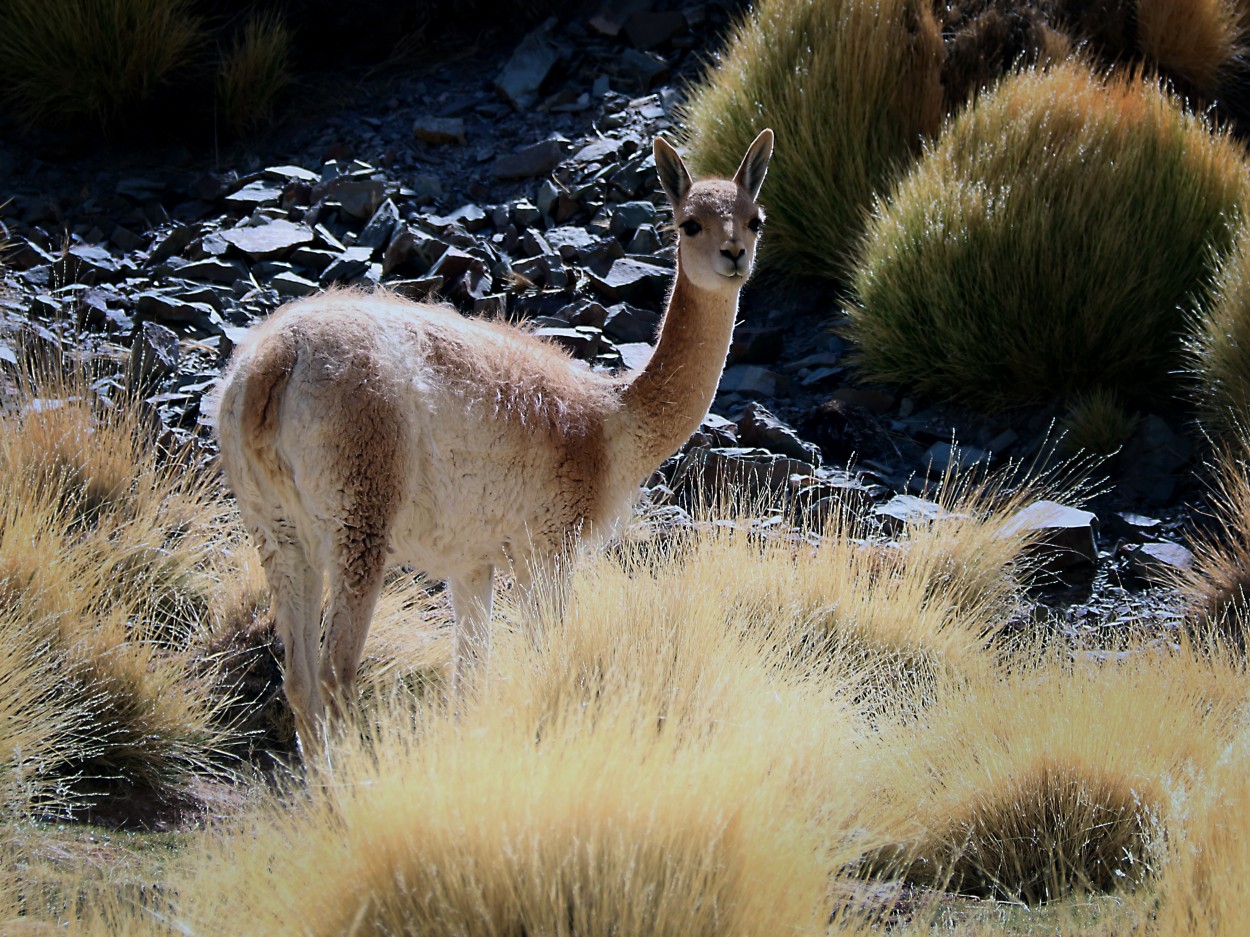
[212,129,773,749]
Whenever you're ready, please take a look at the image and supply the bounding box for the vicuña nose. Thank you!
[721,246,745,262]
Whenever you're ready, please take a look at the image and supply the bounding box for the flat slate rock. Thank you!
[220,220,314,259]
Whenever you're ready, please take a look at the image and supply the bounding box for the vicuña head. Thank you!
[211,128,773,752]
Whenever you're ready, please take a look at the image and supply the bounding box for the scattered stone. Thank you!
[572,137,625,165]
[718,364,788,398]
[625,10,688,49]
[356,199,401,251]
[413,116,467,145]
[493,138,570,180]
[587,257,669,303]
[1106,512,1164,542]
[874,495,951,534]
[738,402,822,466]
[495,18,561,110]
[1126,541,1194,582]
[922,441,990,474]
[177,257,250,284]
[128,321,180,388]
[225,181,284,208]
[602,302,660,343]
[57,244,119,284]
[219,219,314,260]
[320,247,376,285]
[546,226,598,259]
[616,49,669,89]
[135,292,221,332]
[316,176,390,220]
[270,271,320,297]
[998,501,1099,577]
[685,446,816,500]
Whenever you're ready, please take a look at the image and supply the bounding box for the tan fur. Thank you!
[212,130,774,750]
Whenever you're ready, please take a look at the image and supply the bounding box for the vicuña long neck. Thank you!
[618,267,739,478]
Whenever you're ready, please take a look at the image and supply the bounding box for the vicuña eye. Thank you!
[680,220,702,236]
[748,217,763,233]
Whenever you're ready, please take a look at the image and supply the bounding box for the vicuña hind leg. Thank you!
[255,525,324,751]
[319,524,390,726]
[449,565,494,701]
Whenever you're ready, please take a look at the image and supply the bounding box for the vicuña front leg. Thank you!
[449,565,495,701]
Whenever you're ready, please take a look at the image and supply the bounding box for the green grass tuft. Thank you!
[216,10,292,138]
[678,0,943,279]
[845,59,1250,412]
[1190,223,1250,442]
[0,0,205,129]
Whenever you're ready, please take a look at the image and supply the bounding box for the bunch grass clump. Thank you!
[860,647,1242,902]
[1136,0,1247,97]
[1190,223,1250,442]
[0,363,237,808]
[846,59,1250,412]
[215,11,292,138]
[1059,389,1139,457]
[0,0,205,129]
[1170,437,1250,645]
[678,0,943,278]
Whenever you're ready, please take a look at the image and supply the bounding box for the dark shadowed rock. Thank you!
[602,302,659,343]
[797,398,901,466]
[413,116,467,145]
[495,19,561,110]
[999,501,1099,578]
[136,292,222,332]
[177,258,251,284]
[1125,541,1194,582]
[738,403,822,466]
[587,257,669,303]
[319,247,376,285]
[492,139,570,180]
[625,10,687,49]
[128,321,180,388]
[728,324,784,364]
[357,199,401,251]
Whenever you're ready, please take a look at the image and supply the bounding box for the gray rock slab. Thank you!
[270,271,320,297]
[413,116,467,145]
[1126,541,1194,581]
[738,402,822,466]
[587,257,669,303]
[128,320,180,387]
[492,138,569,180]
[495,19,560,109]
[718,364,789,398]
[224,181,284,208]
[999,500,1099,575]
[220,219,314,260]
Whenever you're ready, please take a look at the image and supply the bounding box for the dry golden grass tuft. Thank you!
[678,0,943,278]
[1170,438,1250,645]
[0,363,240,808]
[858,645,1244,903]
[215,11,293,138]
[1157,724,1250,936]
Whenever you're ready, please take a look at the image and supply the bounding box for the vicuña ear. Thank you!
[654,136,692,206]
[733,128,774,201]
